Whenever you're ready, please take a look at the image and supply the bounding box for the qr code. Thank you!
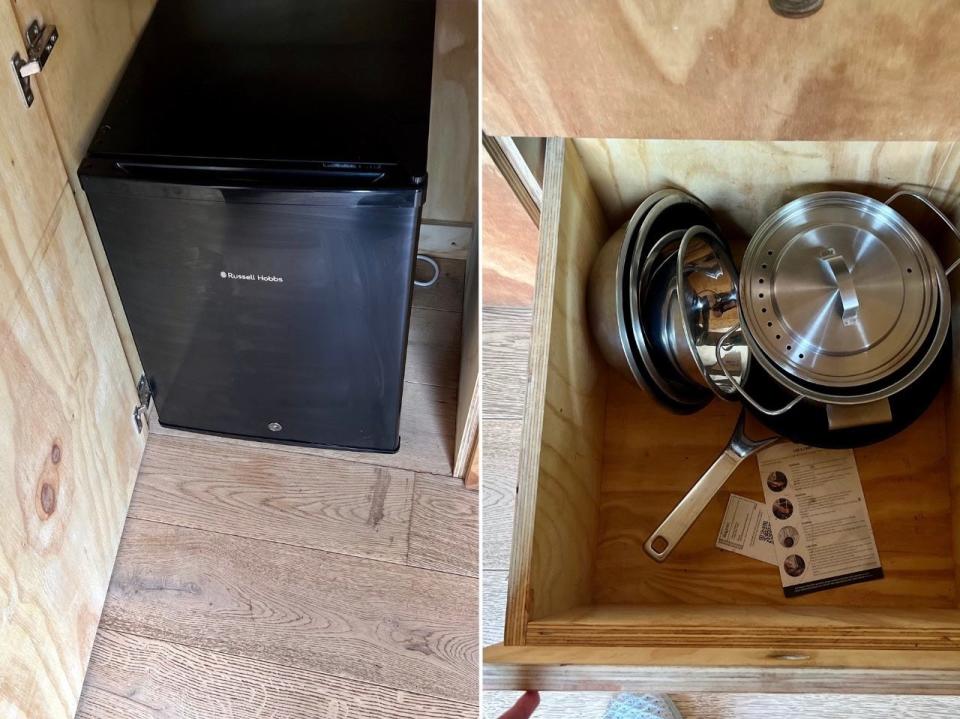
[758,520,774,545]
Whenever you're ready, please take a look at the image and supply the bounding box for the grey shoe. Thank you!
[603,694,683,719]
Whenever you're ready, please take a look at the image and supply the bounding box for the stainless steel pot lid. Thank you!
[740,192,942,389]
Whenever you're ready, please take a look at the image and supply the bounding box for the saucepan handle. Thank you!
[715,326,803,417]
[643,411,778,562]
[885,190,960,276]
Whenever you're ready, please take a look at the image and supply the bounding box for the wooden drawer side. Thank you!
[505,139,610,644]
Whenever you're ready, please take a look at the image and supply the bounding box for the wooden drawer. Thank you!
[484,137,960,693]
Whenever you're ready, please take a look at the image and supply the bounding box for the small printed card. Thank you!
[757,442,883,597]
[715,494,777,566]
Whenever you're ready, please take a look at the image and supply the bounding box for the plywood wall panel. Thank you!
[484,0,960,141]
[424,0,478,224]
[574,139,960,236]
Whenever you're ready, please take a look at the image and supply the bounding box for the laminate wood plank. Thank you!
[483,692,960,719]
[423,0,478,224]
[0,186,145,718]
[483,419,522,572]
[128,432,415,564]
[407,305,463,389]
[506,139,610,642]
[413,256,466,313]
[453,234,479,478]
[482,151,540,307]
[99,518,477,704]
[79,629,476,718]
[573,139,960,233]
[483,570,509,648]
[76,685,154,719]
[482,306,533,421]
[483,1,960,140]
[483,644,960,694]
[407,472,478,576]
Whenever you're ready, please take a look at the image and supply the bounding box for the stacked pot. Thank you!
[587,189,958,561]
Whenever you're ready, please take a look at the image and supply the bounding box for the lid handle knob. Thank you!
[820,248,859,326]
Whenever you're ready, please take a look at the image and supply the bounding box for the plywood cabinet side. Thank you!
[424,0,478,225]
[12,0,158,385]
[505,139,609,643]
[454,227,480,480]
[0,186,146,719]
[483,1,960,141]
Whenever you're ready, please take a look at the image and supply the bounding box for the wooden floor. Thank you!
[77,259,479,718]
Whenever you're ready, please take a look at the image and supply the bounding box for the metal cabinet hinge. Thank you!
[134,375,153,433]
[10,19,59,107]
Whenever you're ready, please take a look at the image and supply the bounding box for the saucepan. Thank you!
[585,188,960,562]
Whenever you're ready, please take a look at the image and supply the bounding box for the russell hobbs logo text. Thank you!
[220,271,284,283]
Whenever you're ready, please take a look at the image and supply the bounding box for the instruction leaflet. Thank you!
[757,443,883,597]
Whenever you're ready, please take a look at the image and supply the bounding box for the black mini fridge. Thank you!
[80,0,437,452]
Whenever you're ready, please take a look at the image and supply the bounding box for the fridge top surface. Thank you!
[87,0,436,182]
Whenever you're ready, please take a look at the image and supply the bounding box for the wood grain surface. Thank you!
[482,150,540,306]
[506,139,611,641]
[408,472,479,576]
[454,235,480,478]
[424,0,478,224]
[484,571,509,649]
[483,1,960,140]
[98,518,477,703]
[79,629,476,719]
[483,418,521,573]
[419,221,474,261]
[127,432,415,563]
[573,139,960,235]
[1,5,146,712]
[0,7,67,315]
[484,644,960,695]
[414,256,467,312]
[0,165,144,717]
[594,376,957,610]
[482,306,534,421]
[407,304,463,389]
[12,0,157,383]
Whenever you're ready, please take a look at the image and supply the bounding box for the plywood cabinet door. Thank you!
[0,5,147,717]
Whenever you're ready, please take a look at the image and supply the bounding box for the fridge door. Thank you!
[81,165,422,452]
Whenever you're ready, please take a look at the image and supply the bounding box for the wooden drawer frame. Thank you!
[484,137,960,693]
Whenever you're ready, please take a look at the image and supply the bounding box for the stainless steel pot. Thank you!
[586,190,673,393]
[642,190,960,562]
[719,191,958,414]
